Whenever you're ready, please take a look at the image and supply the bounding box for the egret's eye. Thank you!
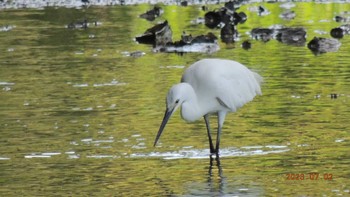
[175,99,180,104]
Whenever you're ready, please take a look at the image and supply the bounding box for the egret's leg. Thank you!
[216,111,227,154]
[204,114,215,154]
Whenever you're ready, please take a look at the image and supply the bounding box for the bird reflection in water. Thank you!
[207,155,226,195]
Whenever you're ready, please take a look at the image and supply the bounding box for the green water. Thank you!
[1,2,350,196]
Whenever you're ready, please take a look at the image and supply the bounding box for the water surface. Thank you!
[1,2,350,196]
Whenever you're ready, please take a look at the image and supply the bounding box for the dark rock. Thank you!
[181,31,193,44]
[204,7,247,28]
[251,28,275,42]
[258,5,269,16]
[330,25,350,38]
[241,40,251,50]
[334,15,350,23]
[233,12,247,25]
[66,19,101,29]
[279,10,295,20]
[335,16,345,23]
[129,51,145,57]
[189,32,218,44]
[248,5,270,16]
[331,27,345,38]
[180,1,188,6]
[251,26,307,46]
[220,9,233,25]
[155,32,219,54]
[204,11,222,29]
[67,19,88,29]
[221,23,238,43]
[203,1,247,44]
[154,23,172,46]
[224,1,235,11]
[331,94,338,99]
[135,21,172,46]
[136,21,219,53]
[139,6,163,21]
[307,37,341,54]
[258,6,265,14]
[122,51,146,58]
[276,28,306,46]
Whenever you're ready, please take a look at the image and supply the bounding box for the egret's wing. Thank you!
[182,59,262,113]
[212,68,261,112]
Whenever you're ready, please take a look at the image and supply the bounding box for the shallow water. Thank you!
[1,2,350,196]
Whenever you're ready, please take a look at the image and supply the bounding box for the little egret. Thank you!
[154,58,262,155]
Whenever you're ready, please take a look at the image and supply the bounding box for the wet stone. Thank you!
[307,37,341,55]
[139,6,163,21]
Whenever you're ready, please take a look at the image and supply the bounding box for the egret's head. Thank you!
[166,83,189,112]
[154,83,190,147]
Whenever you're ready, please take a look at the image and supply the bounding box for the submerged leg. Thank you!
[216,111,227,155]
[204,114,215,154]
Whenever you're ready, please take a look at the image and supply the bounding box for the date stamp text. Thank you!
[286,173,333,181]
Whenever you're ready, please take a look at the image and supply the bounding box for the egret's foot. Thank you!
[214,150,220,158]
[213,144,220,156]
[209,147,215,154]
[209,149,219,156]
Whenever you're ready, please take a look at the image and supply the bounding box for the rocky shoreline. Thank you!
[0,0,228,9]
[1,0,349,10]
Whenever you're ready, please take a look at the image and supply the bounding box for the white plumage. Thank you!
[154,58,262,155]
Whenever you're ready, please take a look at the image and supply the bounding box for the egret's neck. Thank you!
[180,85,203,122]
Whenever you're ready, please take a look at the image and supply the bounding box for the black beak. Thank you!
[154,108,174,147]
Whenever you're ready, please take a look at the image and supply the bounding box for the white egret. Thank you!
[154,58,262,155]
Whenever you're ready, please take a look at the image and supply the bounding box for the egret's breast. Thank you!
[180,102,202,122]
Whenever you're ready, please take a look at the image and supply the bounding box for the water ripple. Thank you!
[130,145,290,160]
[24,152,61,159]
[0,82,15,86]
[70,79,127,88]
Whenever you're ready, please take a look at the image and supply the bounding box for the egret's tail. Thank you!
[252,71,263,85]
[251,71,263,96]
